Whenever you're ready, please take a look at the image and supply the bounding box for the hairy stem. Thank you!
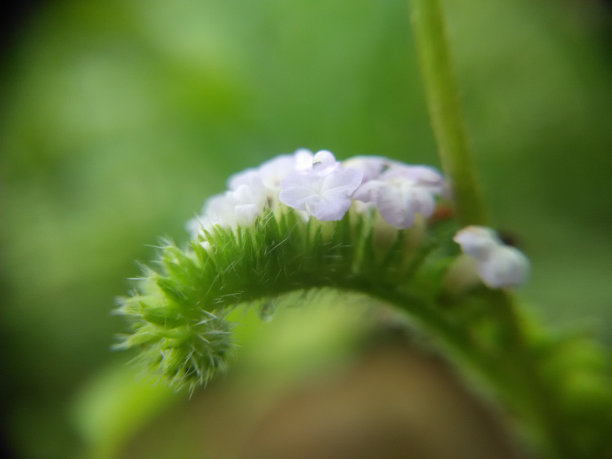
[409,0,486,226]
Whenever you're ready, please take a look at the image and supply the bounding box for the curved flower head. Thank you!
[191,150,449,232]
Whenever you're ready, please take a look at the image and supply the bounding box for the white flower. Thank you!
[255,148,315,192]
[189,151,450,237]
[293,148,315,171]
[380,164,446,196]
[279,150,363,221]
[476,245,530,289]
[354,178,435,228]
[453,226,529,289]
[228,149,315,195]
[453,226,501,259]
[352,164,445,229]
[227,184,267,225]
[227,168,265,194]
[187,183,267,238]
[186,194,228,238]
[342,156,397,182]
[376,180,436,228]
[257,155,296,190]
[310,150,338,175]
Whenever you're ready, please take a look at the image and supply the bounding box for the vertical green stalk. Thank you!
[409,0,485,226]
[409,2,573,456]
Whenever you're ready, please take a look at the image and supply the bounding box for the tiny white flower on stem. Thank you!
[454,226,529,289]
[228,184,267,225]
[453,226,501,259]
[187,183,267,238]
[381,164,447,196]
[293,148,315,171]
[476,245,530,289]
[373,179,436,228]
[227,168,265,194]
[311,150,338,175]
[279,150,363,221]
[186,194,229,238]
[343,156,394,182]
[229,149,315,197]
[351,161,446,229]
[258,149,314,191]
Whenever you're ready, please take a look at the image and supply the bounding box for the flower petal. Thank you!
[375,181,435,229]
[453,226,501,259]
[476,245,530,289]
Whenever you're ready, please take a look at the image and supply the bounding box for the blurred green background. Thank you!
[1,0,611,457]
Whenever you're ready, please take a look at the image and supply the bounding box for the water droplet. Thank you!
[258,301,276,322]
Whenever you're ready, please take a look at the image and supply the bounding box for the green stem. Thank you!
[372,285,572,457]
[491,291,572,458]
[409,0,486,226]
[409,3,576,455]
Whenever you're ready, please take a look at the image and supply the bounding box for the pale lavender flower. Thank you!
[374,179,436,228]
[228,149,315,196]
[279,151,363,221]
[454,226,529,289]
[258,149,314,191]
[227,168,265,194]
[453,226,501,259]
[380,164,446,196]
[354,178,435,228]
[311,150,338,175]
[342,156,396,182]
[351,160,446,228]
[258,155,296,190]
[476,245,530,289]
[293,148,315,171]
[227,184,267,225]
[187,182,267,238]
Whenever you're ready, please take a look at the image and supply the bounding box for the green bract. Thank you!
[117,207,612,457]
[116,208,457,391]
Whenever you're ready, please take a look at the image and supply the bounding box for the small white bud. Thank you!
[477,245,530,289]
[453,226,501,259]
[454,226,530,289]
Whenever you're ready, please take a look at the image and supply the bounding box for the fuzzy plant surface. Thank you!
[116,1,612,457]
[117,150,612,458]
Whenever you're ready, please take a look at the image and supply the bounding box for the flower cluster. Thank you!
[187,149,448,238]
[453,226,530,289]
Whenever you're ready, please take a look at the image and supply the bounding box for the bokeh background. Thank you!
[1,0,611,457]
